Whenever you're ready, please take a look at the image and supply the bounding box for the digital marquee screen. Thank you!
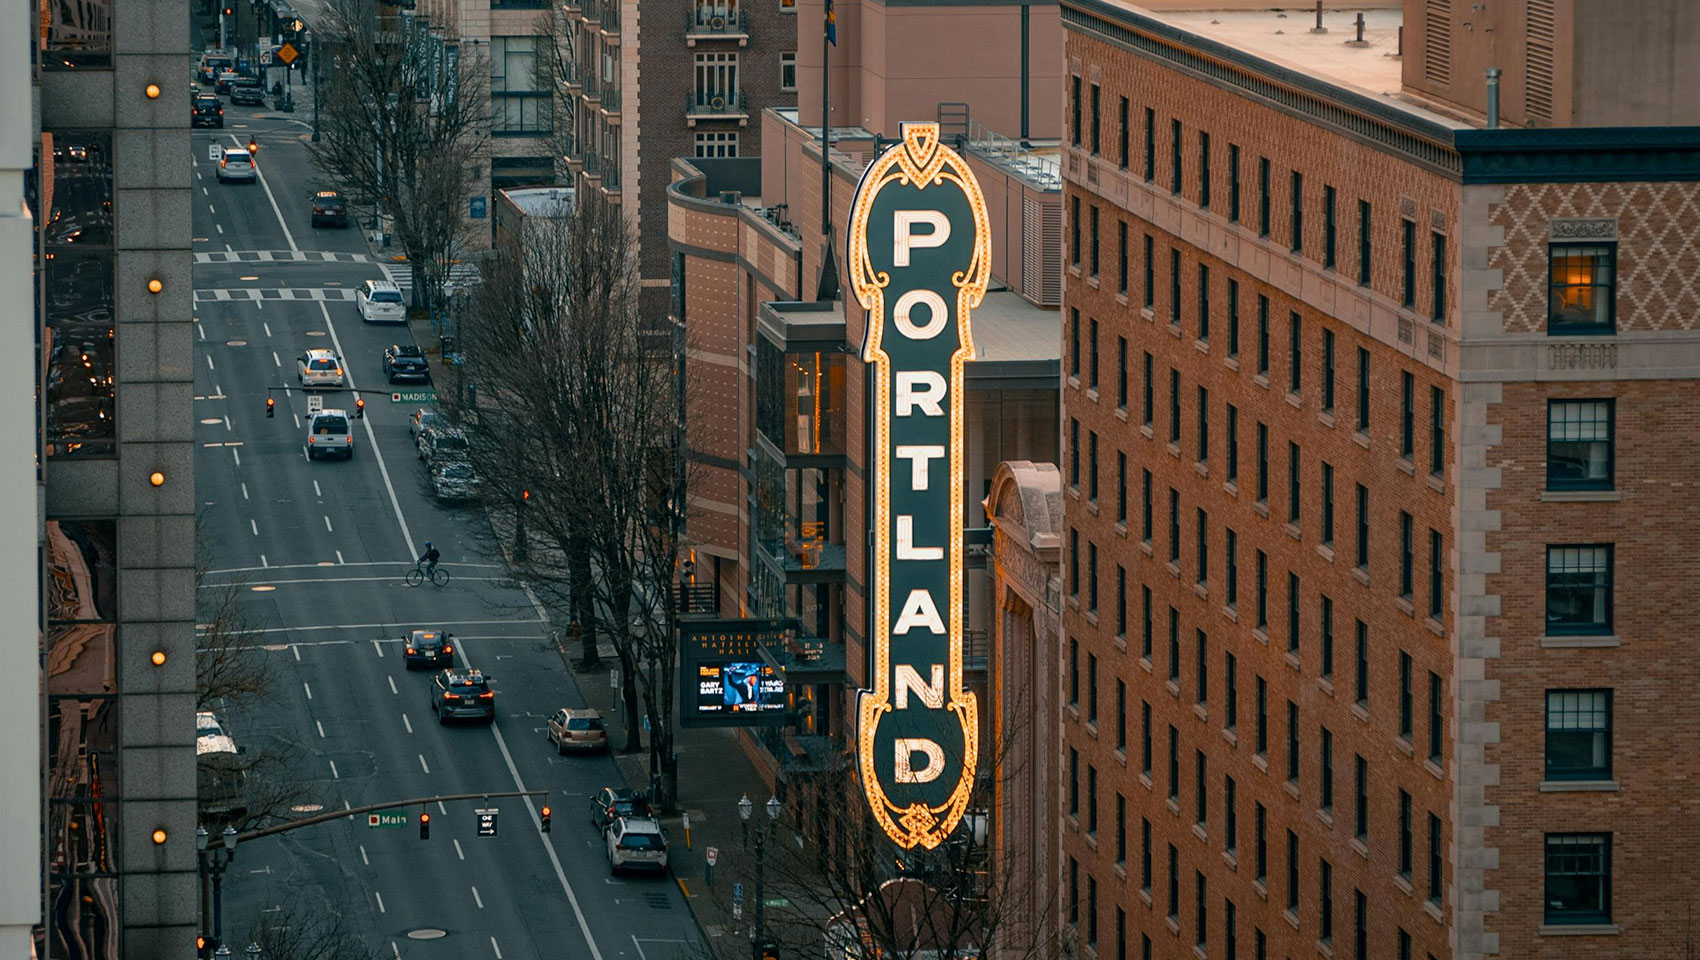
[678,619,795,727]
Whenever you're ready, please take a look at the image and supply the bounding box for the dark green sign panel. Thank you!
[849,123,991,851]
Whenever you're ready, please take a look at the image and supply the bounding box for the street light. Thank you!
[197,824,240,953]
[739,795,782,959]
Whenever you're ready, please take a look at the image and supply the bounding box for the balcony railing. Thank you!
[686,8,749,43]
[598,1,621,32]
[600,86,621,114]
[581,0,600,21]
[583,152,602,178]
[582,75,602,103]
[600,161,621,190]
[686,88,748,120]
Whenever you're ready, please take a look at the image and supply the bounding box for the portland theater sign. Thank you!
[850,122,990,850]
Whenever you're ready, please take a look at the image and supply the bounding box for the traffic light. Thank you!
[355,397,365,419]
[540,806,551,833]
[246,138,259,155]
[197,935,210,959]
[265,396,275,418]
[753,940,780,960]
[419,811,430,840]
[521,489,531,505]
[222,5,233,14]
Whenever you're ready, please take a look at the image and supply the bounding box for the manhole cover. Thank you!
[407,929,448,941]
[200,418,222,424]
[290,804,324,814]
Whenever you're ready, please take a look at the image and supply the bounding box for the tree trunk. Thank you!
[410,259,426,310]
[569,535,599,669]
[618,643,643,754]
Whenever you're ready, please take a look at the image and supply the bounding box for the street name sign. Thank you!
[367,812,407,828]
[850,122,989,851]
[390,390,437,403]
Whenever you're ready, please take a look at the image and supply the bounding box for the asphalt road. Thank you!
[192,102,703,960]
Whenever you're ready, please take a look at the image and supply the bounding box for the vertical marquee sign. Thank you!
[850,122,990,850]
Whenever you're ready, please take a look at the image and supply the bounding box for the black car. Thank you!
[310,190,349,228]
[431,669,495,724]
[192,95,224,128]
[229,78,265,106]
[402,629,455,670]
[383,344,431,384]
[590,787,650,832]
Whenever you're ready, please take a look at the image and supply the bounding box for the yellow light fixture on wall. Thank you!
[147,278,164,294]
[149,470,165,487]
[145,82,161,99]
[151,650,167,666]
[151,828,168,845]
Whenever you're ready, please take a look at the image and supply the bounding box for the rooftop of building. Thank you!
[499,186,576,217]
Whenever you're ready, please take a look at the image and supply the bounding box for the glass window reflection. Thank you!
[42,0,113,70]
[47,875,121,960]
[45,520,118,622]
[39,134,116,457]
[48,697,120,799]
[49,801,119,877]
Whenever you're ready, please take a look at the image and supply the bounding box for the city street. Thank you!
[191,102,702,960]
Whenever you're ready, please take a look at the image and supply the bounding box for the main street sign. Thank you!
[849,122,990,850]
[367,811,407,828]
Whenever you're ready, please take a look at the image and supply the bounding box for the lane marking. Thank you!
[336,550,346,564]
[197,322,206,340]
[316,720,325,738]
[402,713,412,733]
[292,644,301,661]
[196,573,513,589]
[250,519,259,537]
[216,224,223,234]
[491,937,503,960]
[303,682,313,700]
[419,754,430,774]
[373,891,384,914]
[317,299,416,556]
[208,618,543,635]
[371,638,384,657]
[328,759,338,778]
[260,554,267,567]
[273,351,280,367]
[242,483,249,500]
[472,886,484,909]
[323,515,333,532]
[264,321,272,337]
[438,801,448,815]
[454,839,466,861]
[360,844,369,866]
[313,480,322,497]
[388,676,398,695]
[206,355,215,371]
[208,204,216,214]
[232,447,241,467]
[236,132,300,253]
[224,414,232,431]
[204,560,504,575]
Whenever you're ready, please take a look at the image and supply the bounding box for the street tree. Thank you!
[453,195,691,808]
[310,0,487,316]
[240,895,379,960]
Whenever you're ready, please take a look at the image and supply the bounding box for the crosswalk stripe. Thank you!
[193,250,373,264]
[193,288,359,303]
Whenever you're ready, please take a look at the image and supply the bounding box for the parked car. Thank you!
[296,348,345,389]
[546,708,608,754]
[606,816,669,875]
[429,458,480,502]
[409,408,444,442]
[215,69,240,94]
[216,146,256,183]
[402,629,455,670]
[430,669,496,724]
[383,343,431,383]
[417,426,468,466]
[310,190,349,228]
[229,78,265,106]
[198,713,249,822]
[356,279,407,323]
[305,409,353,460]
[589,786,649,832]
[192,94,224,128]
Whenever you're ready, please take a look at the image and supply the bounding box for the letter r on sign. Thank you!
[896,372,947,417]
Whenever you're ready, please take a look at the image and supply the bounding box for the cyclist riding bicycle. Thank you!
[419,541,441,578]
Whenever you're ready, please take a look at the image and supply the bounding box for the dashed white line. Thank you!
[223,414,231,431]
[391,943,401,960]
[292,644,301,662]
[250,519,258,536]
[491,937,503,959]
[373,891,385,914]
[206,355,215,371]
[360,844,369,866]
[202,186,208,196]
[216,223,223,234]
[232,447,241,467]
[242,483,250,500]
[388,676,398,695]
[197,322,206,340]
[454,839,466,861]
[259,554,267,566]
[438,801,448,815]
[272,351,281,367]
[336,549,346,564]
[402,713,413,733]
[313,480,322,497]
[328,759,338,778]
[207,204,216,214]
[263,321,272,337]
[303,682,313,700]
[323,515,333,532]
[419,754,430,774]
[472,886,484,909]
[371,638,384,657]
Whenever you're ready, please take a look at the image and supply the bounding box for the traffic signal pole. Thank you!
[226,789,551,847]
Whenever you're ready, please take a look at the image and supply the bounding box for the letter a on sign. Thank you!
[850,122,991,850]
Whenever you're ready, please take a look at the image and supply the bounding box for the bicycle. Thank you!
[405,563,450,588]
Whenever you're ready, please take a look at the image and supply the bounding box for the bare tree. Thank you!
[240,895,381,960]
[533,2,580,180]
[454,196,690,807]
[310,0,487,316]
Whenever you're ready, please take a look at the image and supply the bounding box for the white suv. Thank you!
[296,348,345,389]
[216,146,256,183]
[357,280,407,323]
[605,816,669,875]
[306,409,353,460]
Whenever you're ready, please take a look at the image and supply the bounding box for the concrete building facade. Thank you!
[1057,2,1700,959]
[30,0,200,957]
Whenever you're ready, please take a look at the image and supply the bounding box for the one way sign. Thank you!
[476,808,499,837]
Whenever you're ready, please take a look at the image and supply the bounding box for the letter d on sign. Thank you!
[894,738,945,783]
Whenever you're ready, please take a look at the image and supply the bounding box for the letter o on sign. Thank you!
[893,289,949,340]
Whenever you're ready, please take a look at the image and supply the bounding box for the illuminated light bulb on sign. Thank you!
[848,121,990,851]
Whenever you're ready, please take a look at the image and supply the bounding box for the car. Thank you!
[198,52,234,83]
[430,668,496,724]
[383,343,431,384]
[305,409,354,460]
[311,190,349,228]
[197,711,248,821]
[215,69,240,94]
[417,425,468,466]
[606,816,669,875]
[402,629,455,670]
[589,786,649,832]
[192,95,224,128]
[216,146,255,183]
[356,279,407,323]
[229,78,265,106]
[409,408,444,442]
[430,458,480,502]
[546,708,608,754]
[297,348,345,389]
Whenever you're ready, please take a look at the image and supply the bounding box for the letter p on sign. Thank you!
[892,210,951,266]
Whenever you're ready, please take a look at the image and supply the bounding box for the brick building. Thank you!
[1056,2,1700,959]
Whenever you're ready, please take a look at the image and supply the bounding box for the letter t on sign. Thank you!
[895,445,945,490]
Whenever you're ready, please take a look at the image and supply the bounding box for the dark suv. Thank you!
[403,629,454,670]
[229,78,265,106]
[192,95,224,128]
[431,669,495,724]
[383,344,431,384]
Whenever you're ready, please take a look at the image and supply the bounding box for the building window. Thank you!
[1431,231,1447,322]
[1288,313,1302,394]
[694,131,738,157]
[1258,157,1271,237]
[1428,529,1443,620]
[1116,793,1127,863]
[1118,221,1129,294]
[1070,75,1081,146]
[1256,423,1269,504]
[693,51,740,106]
[1355,891,1368,960]
[1320,594,1334,678]
[1358,200,1372,287]
[1141,699,1153,775]
[1356,347,1370,432]
[1199,131,1211,209]
[1144,107,1156,181]
[1070,196,1081,267]
[1320,726,1333,812]
[491,36,552,135]
[1069,638,1079,704]
[1167,607,1180,681]
[1141,470,1153,544]
[1285,700,1299,783]
[1087,654,1099,724]
[1089,318,1100,390]
[1320,462,1334,546]
[1402,218,1417,307]
[1141,818,1153,891]
[1398,511,1413,600]
[1287,442,1301,526]
[1116,677,1127,749]
[1427,814,1442,904]
[1546,545,1613,635]
[1170,119,1182,195]
[1117,336,1129,409]
[1319,858,1333,943]
[1429,386,1445,477]
[1197,386,1210,464]
[1353,756,1367,841]
[1547,400,1613,490]
[1069,418,1079,485]
[1117,452,1128,524]
[1224,774,1238,851]
[1119,97,1130,168]
[1226,406,1239,484]
[1087,764,1099,834]
[1427,671,1443,764]
[1141,351,1154,426]
[1170,250,1182,327]
[1255,675,1268,757]
[1088,543,1099,612]
[1256,295,1270,375]
[1322,330,1336,412]
[1196,510,1209,586]
[1196,872,1209,950]
[1228,143,1240,222]
[779,52,797,90]
[1195,750,1208,825]
[1546,689,1611,780]
[1399,651,1413,740]
[1227,279,1241,358]
[1116,563,1128,636]
[1225,528,1238,609]
[1290,171,1304,253]
[1355,620,1369,707]
[1398,789,1412,877]
[1355,484,1369,569]
[1169,368,1181,444]
[1198,265,1211,342]
[1167,844,1179,920]
[1255,549,1268,630]
[1090,82,1101,155]
[1400,371,1415,458]
[1550,241,1619,332]
[1068,748,1079,817]
[1143,235,1155,308]
[1167,725,1179,801]
[1545,834,1611,924]
[1087,874,1099,947]
[1323,185,1337,269]
[1254,802,1267,882]
[1225,649,1238,729]
[1090,206,1101,277]
[1286,572,1300,654]
[1286,830,1300,913]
